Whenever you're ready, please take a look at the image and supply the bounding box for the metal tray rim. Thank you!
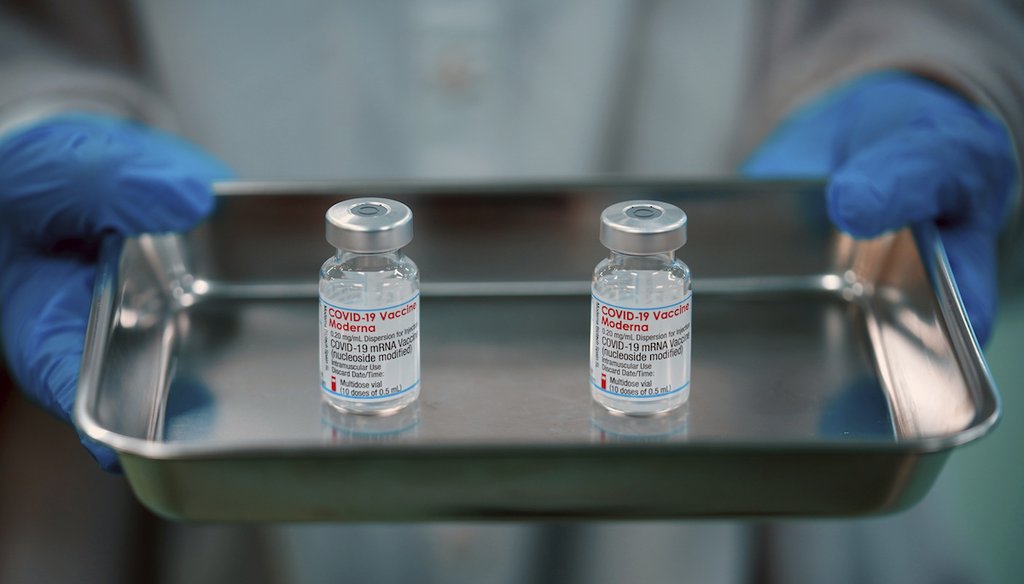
[74,218,1001,461]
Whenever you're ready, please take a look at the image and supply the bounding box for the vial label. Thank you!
[590,293,691,400]
[319,294,420,401]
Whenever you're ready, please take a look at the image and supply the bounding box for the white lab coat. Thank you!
[138,4,753,580]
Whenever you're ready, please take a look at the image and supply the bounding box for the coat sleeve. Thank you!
[738,0,1024,168]
[0,3,171,135]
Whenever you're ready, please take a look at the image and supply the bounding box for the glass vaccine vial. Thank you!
[319,198,420,414]
[590,200,692,415]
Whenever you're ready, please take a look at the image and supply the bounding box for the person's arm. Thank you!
[0,4,173,134]
[739,0,1024,176]
[740,0,1023,346]
[0,8,230,470]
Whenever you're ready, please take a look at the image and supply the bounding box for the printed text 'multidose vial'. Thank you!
[590,200,692,415]
[319,198,420,414]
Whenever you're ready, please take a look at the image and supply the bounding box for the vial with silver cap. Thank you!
[590,200,691,415]
[319,198,420,414]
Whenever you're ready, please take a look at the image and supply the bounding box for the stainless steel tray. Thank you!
[74,179,1000,521]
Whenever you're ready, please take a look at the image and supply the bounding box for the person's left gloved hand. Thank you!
[0,113,231,471]
[744,72,1019,346]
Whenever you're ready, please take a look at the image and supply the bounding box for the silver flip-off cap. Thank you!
[600,200,687,254]
[326,198,413,252]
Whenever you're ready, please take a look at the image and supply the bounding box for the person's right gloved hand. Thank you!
[0,113,231,471]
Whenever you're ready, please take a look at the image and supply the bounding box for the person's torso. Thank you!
[135,0,753,179]
[130,3,755,583]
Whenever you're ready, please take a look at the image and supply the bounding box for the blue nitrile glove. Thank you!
[0,114,231,471]
[744,73,1018,346]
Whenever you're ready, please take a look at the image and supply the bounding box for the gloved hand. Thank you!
[744,72,1019,346]
[0,113,231,470]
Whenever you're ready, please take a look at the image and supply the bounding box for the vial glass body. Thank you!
[590,251,692,415]
[319,249,420,414]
